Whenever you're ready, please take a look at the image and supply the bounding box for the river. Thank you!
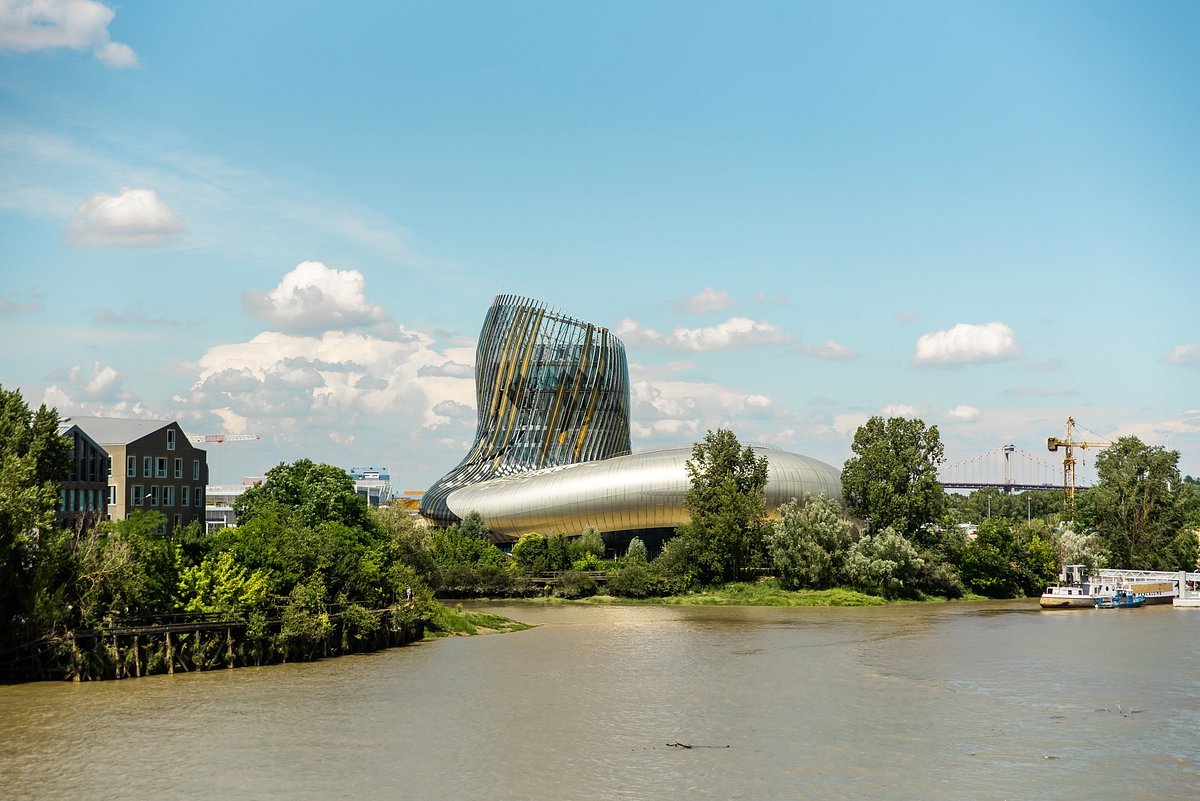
[1,600,1197,800]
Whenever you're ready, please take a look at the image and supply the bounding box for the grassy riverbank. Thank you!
[425,604,534,637]
[481,579,981,607]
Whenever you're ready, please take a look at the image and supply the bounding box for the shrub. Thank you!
[551,570,597,599]
[844,527,924,599]
[625,537,648,563]
[608,564,658,598]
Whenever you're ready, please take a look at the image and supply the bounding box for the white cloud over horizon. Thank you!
[946,404,982,422]
[795,339,856,360]
[914,321,1022,365]
[676,287,734,314]
[0,0,137,68]
[615,316,786,352]
[242,261,388,334]
[64,188,185,247]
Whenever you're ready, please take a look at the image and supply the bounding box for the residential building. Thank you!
[349,466,391,507]
[56,422,110,532]
[63,416,210,534]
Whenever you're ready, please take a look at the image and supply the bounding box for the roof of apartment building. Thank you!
[61,416,176,446]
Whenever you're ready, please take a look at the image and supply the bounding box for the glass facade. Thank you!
[421,294,632,523]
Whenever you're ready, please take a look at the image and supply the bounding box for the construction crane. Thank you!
[187,433,262,444]
[1046,417,1110,517]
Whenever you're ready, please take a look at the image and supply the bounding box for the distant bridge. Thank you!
[938,445,1093,494]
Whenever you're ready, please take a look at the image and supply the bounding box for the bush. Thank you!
[625,537,648,563]
[608,564,658,598]
[844,527,924,599]
[512,533,550,572]
[570,527,606,562]
[551,570,597,599]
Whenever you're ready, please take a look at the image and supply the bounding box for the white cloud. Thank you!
[677,287,733,314]
[418,361,474,378]
[627,365,777,449]
[914,321,1022,365]
[242,261,387,334]
[0,0,137,67]
[796,339,856,360]
[1165,344,1200,365]
[615,316,786,352]
[42,360,147,416]
[880,403,923,418]
[64,188,185,247]
[1026,358,1063,372]
[946,404,982,422]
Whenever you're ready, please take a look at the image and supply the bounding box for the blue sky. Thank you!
[1,0,1197,487]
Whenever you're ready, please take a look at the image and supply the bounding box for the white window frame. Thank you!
[149,486,159,507]
[164,486,175,507]
[108,485,116,505]
[156,457,167,478]
[132,485,144,507]
[195,487,204,507]
[143,457,152,478]
[174,457,183,478]
[167,428,176,451]
[181,485,190,506]
[127,456,136,477]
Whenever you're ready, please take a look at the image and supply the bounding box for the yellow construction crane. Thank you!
[1046,417,1110,516]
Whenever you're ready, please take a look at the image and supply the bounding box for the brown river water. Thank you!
[1,600,1197,800]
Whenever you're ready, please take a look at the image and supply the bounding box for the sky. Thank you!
[1,0,1197,489]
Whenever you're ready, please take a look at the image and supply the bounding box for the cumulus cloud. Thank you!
[795,339,856,360]
[0,0,137,67]
[913,321,1022,365]
[1165,344,1200,365]
[42,360,148,416]
[615,316,786,352]
[64,188,185,247]
[946,404,982,422]
[676,287,733,314]
[418,361,474,378]
[242,261,387,334]
[880,403,923,418]
[626,365,777,448]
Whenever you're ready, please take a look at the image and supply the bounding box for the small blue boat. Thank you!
[1096,590,1146,609]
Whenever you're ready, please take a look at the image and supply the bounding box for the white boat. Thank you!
[1040,584,1096,608]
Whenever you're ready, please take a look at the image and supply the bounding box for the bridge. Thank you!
[938,444,1093,493]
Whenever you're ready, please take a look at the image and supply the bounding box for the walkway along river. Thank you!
[1,599,1196,800]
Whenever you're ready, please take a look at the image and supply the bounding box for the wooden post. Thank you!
[165,631,174,675]
[134,634,141,678]
[113,634,121,679]
[226,627,234,669]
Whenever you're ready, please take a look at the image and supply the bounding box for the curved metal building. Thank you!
[421,294,843,540]
[445,446,842,540]
[421,294,632,523]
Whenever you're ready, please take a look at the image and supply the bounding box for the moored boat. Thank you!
[1040,584,1096,608]
[1095,590,1146,609]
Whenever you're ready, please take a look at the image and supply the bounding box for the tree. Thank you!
[512,533,550,573]
[1085,437,1194,570]
[841,416,946,540]
[235,459,374,532]
[1,388,71,646]
[765,493,854,590]
[674,429,769,584]
[844,527,924,599]
[625,537,648,563]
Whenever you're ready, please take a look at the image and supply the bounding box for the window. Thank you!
[193,460,200,481]
[150,486,159,506]
[164,486,175,507]
[156,458,167,478]
[174,457,183,478]
[107,456,112,477]
[132,485,144,507]
[128,456,136,477]
[173,514,182,529]
[167,428,176,451]
[108,485,116,505]
[181,485,189,506]
[195,487,204,507]
[143,457,152,478]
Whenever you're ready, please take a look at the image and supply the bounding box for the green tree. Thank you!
[844,526,924,599]
[235,459,374,531]
[0,388,71,646]
[625,537,648,563]
[674,429,769,583]
[841,416,946,539]
[73,511,178,625]
[177,550,271,615]
[1084,437,1194,569]
[765,493,854,590]
[458,510,491,540]
[546,533,572,571]
[512,533,550,573]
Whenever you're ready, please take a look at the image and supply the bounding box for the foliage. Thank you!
[177,550,271,615]
[73,512,179,625]
[765,493,855,590]
[607,563,658,598]
[570,527,606,562]
[426,604,531,636]
[371,504,440,587]
[946,488,1061,525]
[546,533,572,571]
[512,533,550,572]
[1081,437,1197,570]
[571,552,605,572]
[625,537,648,563]
[673,429,769,584]
[0,387,71,645]
[235,458,375,532]
[458,510,491,540]
[1053,526,1107,573]
[550,570,597,599]
[426,524,507,570]
[652,532,701,589]
[844,527,924,599]
[840,416,946,539]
